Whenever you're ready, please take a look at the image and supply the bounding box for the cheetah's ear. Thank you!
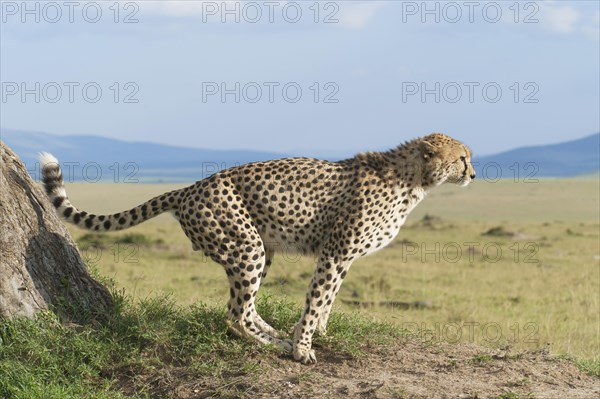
[419,140,436,160]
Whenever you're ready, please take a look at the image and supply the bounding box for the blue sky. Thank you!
[1,0,599,157]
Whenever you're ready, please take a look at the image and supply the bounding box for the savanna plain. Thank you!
[67,178,599,361]
[2,176,599,399]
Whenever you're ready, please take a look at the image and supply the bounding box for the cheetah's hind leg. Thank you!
[226,317,292,353]
[252,313,286,339]
[252,248,287,339]
[223,247,291,353]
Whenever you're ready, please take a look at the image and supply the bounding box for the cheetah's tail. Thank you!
[39,152,183,232]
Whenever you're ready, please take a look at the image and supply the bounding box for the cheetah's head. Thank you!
[419,133,475,187]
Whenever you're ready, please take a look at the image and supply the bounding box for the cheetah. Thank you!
[40,132,475,364]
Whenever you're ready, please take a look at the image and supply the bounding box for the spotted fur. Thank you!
[40,133,475,364]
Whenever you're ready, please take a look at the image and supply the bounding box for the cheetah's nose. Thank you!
[470,173,476,180]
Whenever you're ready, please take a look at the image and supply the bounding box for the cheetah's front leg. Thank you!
[293,257,353,364]
[315,280,345,335]
[315,296,336,336]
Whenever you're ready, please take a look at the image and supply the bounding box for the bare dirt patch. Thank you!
[119,338,599,399]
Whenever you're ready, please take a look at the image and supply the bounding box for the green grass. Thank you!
[0,288,405,399]
[570,356,600,378]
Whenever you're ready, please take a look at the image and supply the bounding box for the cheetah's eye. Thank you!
[460,156,466,162]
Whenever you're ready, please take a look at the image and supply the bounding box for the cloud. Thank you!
[141,1,214,18]
[337,1,387,30]
[582,11,600,41]
[540,3,581,34]
[535,2,598,41]
[140,1,386,29]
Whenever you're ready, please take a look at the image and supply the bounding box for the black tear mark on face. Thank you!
[460,156,467,176]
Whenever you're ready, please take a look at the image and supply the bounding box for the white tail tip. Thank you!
[39,152,59,168]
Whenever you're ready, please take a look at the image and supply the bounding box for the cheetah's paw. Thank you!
[293,347,317,364]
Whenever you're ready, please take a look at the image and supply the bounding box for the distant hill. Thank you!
[474,133,599,179]
[1,129,598,182]
[1,129,289,182]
